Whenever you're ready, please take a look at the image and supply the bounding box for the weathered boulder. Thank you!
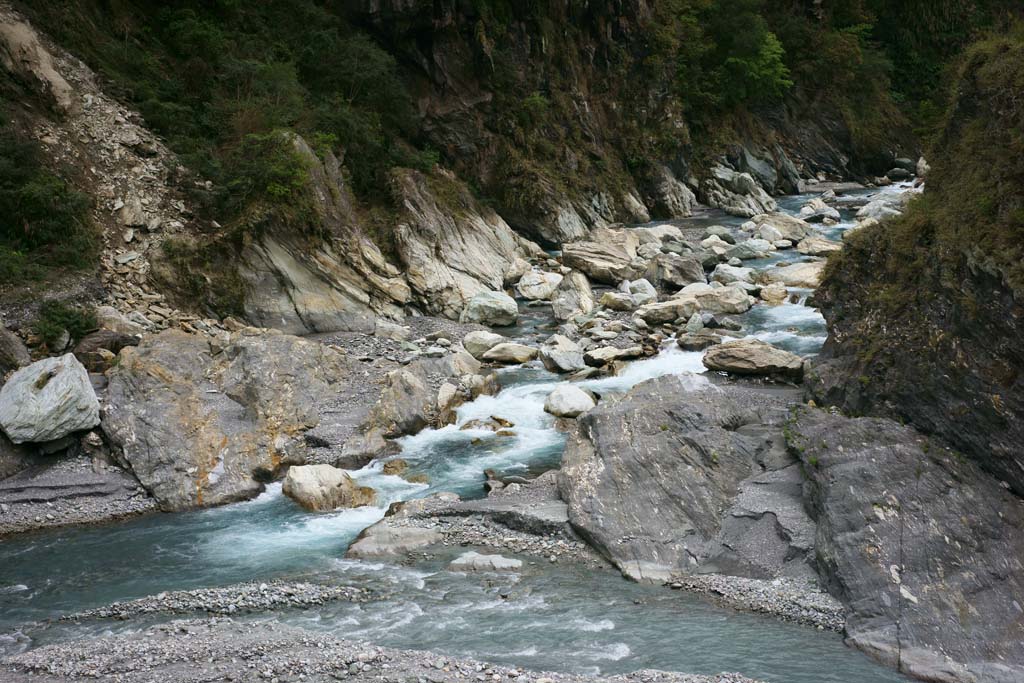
[752,213,814,243]
[797,236,841,256]
[789,410,1024,683]
[764,261,825,288]
[543,385,596,418]
[449,551,523,572]
[347,522,442,557]
[635,298,699,325]
[759,283,789,304]
[693,286,753,315]
[627,279,658,306]
[94,306,146,337]
[0,354,99,444]
[539,335,585,374]
[559,377,799,582]
[855,191,913,222]
[711,264,754,285]
[583,346,643,367]
[516,270,563,300]
[103,329,351,510]
[459,291,518,327]
[647,165,697,218]
[73,329,139,372]
[644,253,705,290]
[282,464,375,511]
[481,343,537,364]
[550,271,595,321]
[725,239,773,261]
[703,339,803,380]
[561,227,642,285]
[461,330,505,360]
[0,328,30,375]
[599,291,636,312]
[799,198,841,223]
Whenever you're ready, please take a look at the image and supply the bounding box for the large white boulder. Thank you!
[516,270,563,300]
[462,330,506,359]
[539,335,586,374]
[0,354,99,444]
[702,339,803,380]
[282,464,376,512]
[459,291,519,326]
[543,385,597,418]
[481,343,538,364]
[550,271,595,321]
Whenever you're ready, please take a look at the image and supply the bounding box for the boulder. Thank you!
[539,335,586,374]
[631,224,684,245]
[693,287,753,314]
[0,328,30,375]
[644,253,705,290]
[759,283,789,304]
[103,329,351,511]
[561,227,642,285]
[459,291,519,327]
[797,236,841,256]
[648,165,697,218]
[583,346,643,367]
[449,551,522,572]
[282,464,375,511]
[627,279,658,306]
[559,377,801,582]
[543,385,597,418]
[73,329,139,372]
[702,339,803,380]
[94,305,146,336]
[799,198,841,223]
[764,261,825,288]
[462,330,506,360]
[701,165,777,217]
[481,343,538,364]
[635,298,699,325]
[347,522,442,557]
[752,213,814,242]
[856,192,913,222]
[676,330,723,351]
[725,239,773,261]
[516,270,563,300]
[503,257,532,287]
[711,264,754,285]
[0,17,76,114]
[550,271,595,321]
[0,354,99,444]
[599,291,636,311]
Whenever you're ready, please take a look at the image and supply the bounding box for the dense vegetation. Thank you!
[0,110,95,285]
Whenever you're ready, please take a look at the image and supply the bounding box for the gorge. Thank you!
[0,3,1022,683]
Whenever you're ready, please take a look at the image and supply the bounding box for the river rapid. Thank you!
[0,185,918,683]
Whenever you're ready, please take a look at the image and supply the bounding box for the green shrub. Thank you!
[0,122,95,284]
[32,301,97,348]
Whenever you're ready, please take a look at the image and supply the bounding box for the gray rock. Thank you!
[627,279,658,306]
[282,464,375,511]
[461,330,505,360]
[790,410,1024,683]
[702,339,803,380]
[516,270,563,300]
[751,213,814,242]
[539,335,586,374]
[448,551,523,572]
[550,270,595,321]
[459,291,519,327]
[481,342,537,364]
[561,227,642,285]
[645,253,706,290]
[543,385,596,418]
[0,354,99,444]
[347,522,442,557]
[796,236,841,256]
[0,327,30,375]
[700,165,777,217]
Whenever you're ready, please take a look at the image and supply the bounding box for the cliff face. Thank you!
[810,29,1024,496]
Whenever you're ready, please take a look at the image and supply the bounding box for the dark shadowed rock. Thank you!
[0,328,30,375]
[788,409,1024,683]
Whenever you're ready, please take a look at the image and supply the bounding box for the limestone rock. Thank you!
[764,261,825,288]
[539,335,585,374]
[644,253,705,290]
[561,227,642,285]
[599,291,636,312]
[648,165,696,218]
[712,264,754,285]
[759,283,789,304]
[799,198,841,223]
[701,165,777,217]
[543,385,596,418]
[347,522,442,557]
[449,551,523,572]
[693,286,753,315]
[0,354,99,444]
[103,329,352,511]
[752,213,814,242]
[797,236,841,256]
[481,343,538,364]
[95,306,146,336]
[583,345,643,367]
[282,464,375,511]
[515,270,563,301]
[459,291,518,327]
[461,330,506,359]
[550,271,595,321]
[702,339,803,380]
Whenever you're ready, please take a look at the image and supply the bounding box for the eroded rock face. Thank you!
[0,354,99,444]
[701,165,777,217]
[0,16,76,114]
[561,227,642,285]
[393,168,542,318]
[789,410,1024,683]
[559,377,800,583]
[282,464,375,511]
[103,329,351,511]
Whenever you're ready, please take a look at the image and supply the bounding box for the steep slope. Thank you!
[810,28,1024,495]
